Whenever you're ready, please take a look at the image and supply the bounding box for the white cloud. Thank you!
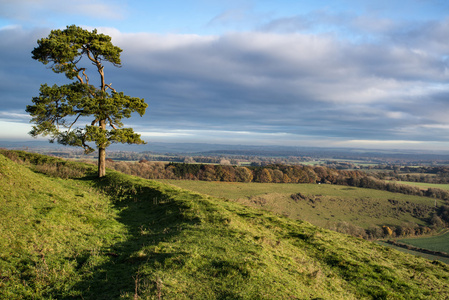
[0,120,32,140]
[0,112,30,121]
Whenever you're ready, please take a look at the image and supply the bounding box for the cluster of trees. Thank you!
[329,222,434,240]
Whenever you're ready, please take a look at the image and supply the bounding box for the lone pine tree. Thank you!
[26,25,148,177]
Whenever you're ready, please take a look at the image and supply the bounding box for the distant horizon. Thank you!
[3,138,449,156]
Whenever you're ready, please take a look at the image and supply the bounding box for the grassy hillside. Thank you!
[159,180,441,230]
[1,152,449,299]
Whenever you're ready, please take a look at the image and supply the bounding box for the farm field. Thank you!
[159,180,442,230]
[397,230,449,254]
[376,241,449,264]
[389,181,449,191]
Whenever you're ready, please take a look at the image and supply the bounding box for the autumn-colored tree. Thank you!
[199,165,216,181]
[304,166,318,183]
[26,25,147,177]
[382,226,393,236]
[235,167,253,182]
[221,166,236,182]
[258,168,273,183]
[282,173,291,183]
[272,169,284,183]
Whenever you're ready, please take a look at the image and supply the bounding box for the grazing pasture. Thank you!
[376,241,449,264]
[389,181,449,191]
[160,180,441,230]
[397,230,449,254]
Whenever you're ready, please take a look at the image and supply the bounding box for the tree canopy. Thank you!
[26,25,148,177]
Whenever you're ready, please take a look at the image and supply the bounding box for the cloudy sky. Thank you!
[1,0,449,150]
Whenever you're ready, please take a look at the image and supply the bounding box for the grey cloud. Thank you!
[105,29,448,141]
[258,10,386,36]
[0,27,57,109]
[387,18,449,54]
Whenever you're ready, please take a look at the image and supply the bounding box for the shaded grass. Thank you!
[1,152,449,299]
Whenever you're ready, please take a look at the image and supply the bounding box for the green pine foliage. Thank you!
[1,151,449,299]
[27,25,147,177]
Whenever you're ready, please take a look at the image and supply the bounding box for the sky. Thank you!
[1,0,449,151]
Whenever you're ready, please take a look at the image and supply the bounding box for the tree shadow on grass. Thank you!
[61,174,200,299]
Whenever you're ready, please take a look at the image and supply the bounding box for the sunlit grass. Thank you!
[159,180,441,229]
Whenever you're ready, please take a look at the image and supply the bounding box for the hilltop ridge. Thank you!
[1,151,449,299]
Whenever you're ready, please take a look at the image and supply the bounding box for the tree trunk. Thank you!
[98,146,106,178]
[98,119,107,178]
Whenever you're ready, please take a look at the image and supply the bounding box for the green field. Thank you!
[389,181,449,191]
[2,151,449,299]
[397,231,449,254]
[376,241,449,264]
[159,180,442,230]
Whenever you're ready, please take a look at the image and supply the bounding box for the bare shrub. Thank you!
[33,163,86,179]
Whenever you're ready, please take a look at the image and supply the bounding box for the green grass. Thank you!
[0,153,127,299]
[2,152,449,299]
[397,231,449,254]
[159,180,441,230]
[376,241,449,265]
[388,181,449,191]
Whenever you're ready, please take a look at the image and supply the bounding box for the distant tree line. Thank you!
[108,161,353,184]
[370,165,449,184]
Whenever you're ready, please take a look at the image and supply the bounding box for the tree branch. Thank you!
[81,68,89,85]
[67,113,83,132]
[108,116,118,130]
[85,48,98,64]
[105,83,116,93]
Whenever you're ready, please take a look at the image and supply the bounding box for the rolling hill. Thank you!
[1,151,449,299]
[158,180,443,231]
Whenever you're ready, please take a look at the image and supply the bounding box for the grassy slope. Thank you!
[1,153,449,299]
[0,154,127,299]
[158,180,441,229]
